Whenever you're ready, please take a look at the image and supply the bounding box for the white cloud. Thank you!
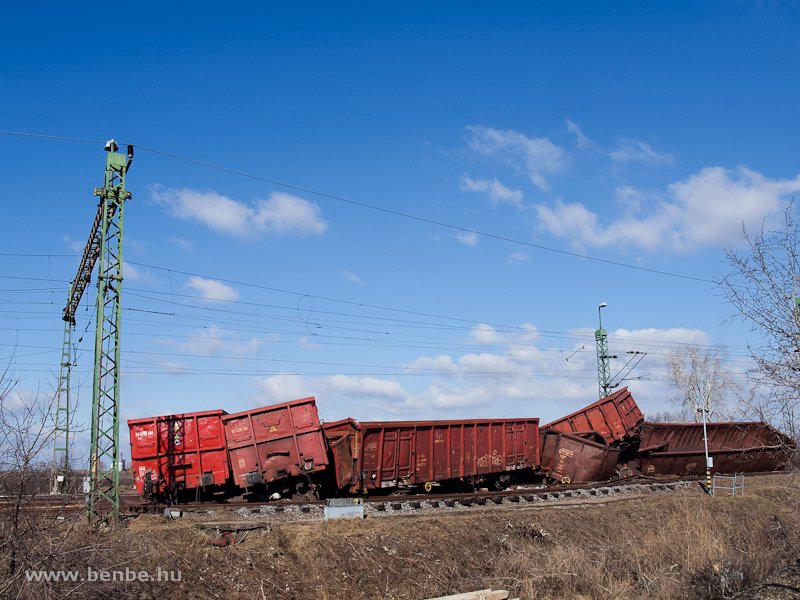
[405,355,459,372]
[122,261,140,281]
[535,166,800,252]
[257,374,314,403]
[63,235,83,254]
[611,327,711,350]
[160,361,190,374]
[508,252,529,264]
[456,231,479,246]
[565,118,595,150]
[158,324,266,357]
[470,323,506,345]
[420,381,492,409]
[460,175,524,209]
[4,388,30,412]
[340,269,362,284]
[459,352,517,373]
[469,323,539,346]
[298,336,321,350]
[185,276,239,302]
[465,125,567,191]
[609,139,675,165]
[614,185,651,213]
[535,199,604,244]
[150,185,327,237]
[241,323,725,421]
[258,192,328,235]
[122,261,155,283]
[326,375,408,401]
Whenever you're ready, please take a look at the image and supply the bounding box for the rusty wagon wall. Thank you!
[544,387,644,445]
[539,430,621,484]
[351,418,540,493]
[638,421,796,476]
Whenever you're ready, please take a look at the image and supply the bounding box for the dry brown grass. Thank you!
[4,474,800,599]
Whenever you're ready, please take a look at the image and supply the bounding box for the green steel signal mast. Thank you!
[57,140,133,524]
[595,302,616,399]
[593,303,645,400]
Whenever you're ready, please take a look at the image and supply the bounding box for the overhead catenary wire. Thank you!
[0,130,715,284]
[1,254,730,348]
[0,130,754,405]
[0,270,757,364]
[0,278,756,358]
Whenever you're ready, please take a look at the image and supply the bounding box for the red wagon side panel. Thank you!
[223,397,329,490]
[638,421,796,476]
[354,418,539,492]
[544,387,644,444]
[539,430,620,483]
[322,418,361,490]
[127,409,229,495]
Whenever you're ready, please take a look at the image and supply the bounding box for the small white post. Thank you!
[696,384,712,493]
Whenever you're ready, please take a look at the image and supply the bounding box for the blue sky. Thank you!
[2,2,800,460]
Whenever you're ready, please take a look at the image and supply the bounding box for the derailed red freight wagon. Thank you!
[326,418,540,494]
[322,418,361,491]
[539,429,620,484]
[545,387,644,445]
[223,397,329,498]
[128,409,229,501]
[638,421,796,477]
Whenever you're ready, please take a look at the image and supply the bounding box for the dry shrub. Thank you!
[3,475,800,599]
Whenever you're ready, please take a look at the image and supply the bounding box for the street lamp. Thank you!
[696,384,713,494]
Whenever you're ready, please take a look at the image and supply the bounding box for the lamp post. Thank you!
[595,303,612,399]
[696,384,713,493]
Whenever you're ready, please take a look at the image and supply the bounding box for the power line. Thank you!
[0,131,104,145]
[123,284,755,352]
[0,130,715,284]
[133,146,715,284]
[0,253,74,258]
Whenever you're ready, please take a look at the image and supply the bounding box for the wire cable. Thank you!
[0,130,715,284]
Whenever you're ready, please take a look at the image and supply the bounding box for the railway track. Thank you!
[174,477,704,530]
[4,472,787,521]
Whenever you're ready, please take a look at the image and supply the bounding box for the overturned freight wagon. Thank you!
[223,397,329,499]
[539,429,620,484]
[128,409,230,502]
[324,418,540,494]
[637,421,796,477]
[544,387,644,445]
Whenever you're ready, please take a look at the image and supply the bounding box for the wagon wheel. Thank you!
[493,474,511,490]
[560,475,571,484]
[617,465,634,479]
[424,481,433,493]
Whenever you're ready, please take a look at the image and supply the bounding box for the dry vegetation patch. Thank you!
[3,475,800,599]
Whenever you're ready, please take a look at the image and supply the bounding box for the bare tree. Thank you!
[717,201,800,437]
[647,410,684,423]
[0,370,55,576]
[665,345,736,421]
[0,366,88,600]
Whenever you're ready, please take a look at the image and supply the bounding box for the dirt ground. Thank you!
[4,474,800,600]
